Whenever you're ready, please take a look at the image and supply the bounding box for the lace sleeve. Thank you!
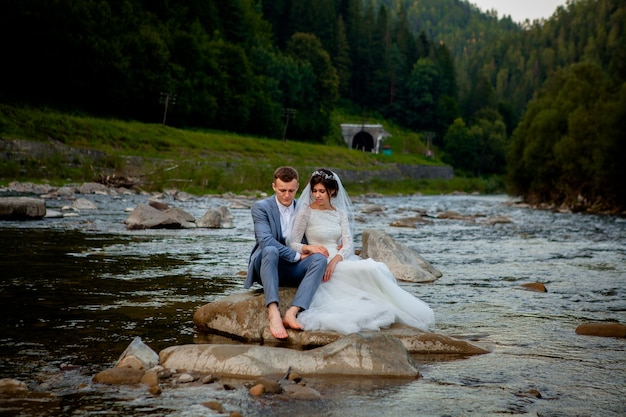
[288,204,311,253]
[337,208,354,260]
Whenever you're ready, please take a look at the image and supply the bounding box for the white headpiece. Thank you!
[310,170,335,180]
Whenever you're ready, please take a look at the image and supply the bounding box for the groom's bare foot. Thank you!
[283,306,303,330]
[268,304,288,339]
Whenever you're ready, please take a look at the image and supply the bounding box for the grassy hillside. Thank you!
[0,104,503,195]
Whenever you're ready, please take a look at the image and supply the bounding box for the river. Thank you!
[1,191,624,416]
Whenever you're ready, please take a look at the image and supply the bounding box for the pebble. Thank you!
[177,373,195,383]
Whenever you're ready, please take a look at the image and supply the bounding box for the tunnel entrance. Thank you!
[352,131,374,152]
[340,124,390,153]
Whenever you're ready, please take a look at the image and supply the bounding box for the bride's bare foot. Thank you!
[268,304,288,339]
[283,306,303,330]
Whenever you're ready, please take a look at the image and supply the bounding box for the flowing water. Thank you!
[0,191,624,416]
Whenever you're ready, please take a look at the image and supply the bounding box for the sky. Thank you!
[468,0,569,23]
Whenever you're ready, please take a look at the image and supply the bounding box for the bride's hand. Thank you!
[304,244,329,257]
[323,255,342,282]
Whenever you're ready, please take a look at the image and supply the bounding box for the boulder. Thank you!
[124,204,195,230]
[253,377,282,394]
[389,216,432,228]
[437,211,475,221]
[115,336,160,370]
[481,215,513,225]
[0,378,59,414]
[72,198,98,210]
[56,186,76,198]
[140,370,159,387]
[174,191,194,202]
[77,182,108,195]
[44,209,63,218]
[361,204,385,214]
[193,288,488,356]
[164,207,197,228]
[202,401,224,412]
[360,229,442,282]
[227,198,252,209]
[0,197,46,219]
[148,200,170,211]
[389,218,418,228]
[248,384,266,396]
[159,333,420,378]
[193,289,269,341]
[6,181,54,195]
[92,367,144,385]
[197,206,234,228]
[0,378,28,394]
[282,384,322,400]
[575,322,626,338]
[97,336,162,387]
[381,326,489,354]
[520,282,547,292]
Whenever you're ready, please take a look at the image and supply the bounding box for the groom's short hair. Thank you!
[273,166,299,183]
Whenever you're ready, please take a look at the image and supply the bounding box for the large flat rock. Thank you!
[160,333,421,378]
[193,288,489,356]
[0,197,46,219]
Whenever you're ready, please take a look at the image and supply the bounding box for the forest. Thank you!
[0,0,624,212]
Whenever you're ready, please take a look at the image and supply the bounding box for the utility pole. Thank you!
[425,131,435,159]
[160,92,177,125]
[282,108,296,142]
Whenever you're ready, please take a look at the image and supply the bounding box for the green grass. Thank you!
[0,103,504,195]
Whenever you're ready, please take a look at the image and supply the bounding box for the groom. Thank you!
[245,166,327,339]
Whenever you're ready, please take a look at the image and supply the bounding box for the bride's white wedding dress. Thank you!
[289,206,435,334]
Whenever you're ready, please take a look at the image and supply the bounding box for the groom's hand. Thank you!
[304,244,329,258]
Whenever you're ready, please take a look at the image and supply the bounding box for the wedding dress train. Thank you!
[291,208,435,334]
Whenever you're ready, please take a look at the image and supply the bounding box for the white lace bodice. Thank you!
[289,205,354,261]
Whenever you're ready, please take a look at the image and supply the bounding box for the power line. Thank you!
[160,92,177,125]
[282,108,296,142]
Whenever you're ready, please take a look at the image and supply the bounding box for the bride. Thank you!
[287,168,435,334]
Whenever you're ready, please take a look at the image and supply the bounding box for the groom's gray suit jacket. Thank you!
[244,196,303,289]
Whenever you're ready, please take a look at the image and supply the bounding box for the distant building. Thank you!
[340,124,391,154]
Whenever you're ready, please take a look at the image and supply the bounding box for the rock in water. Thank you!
[159,333,420,378]
[0,197,46,220]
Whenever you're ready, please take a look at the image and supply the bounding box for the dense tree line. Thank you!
[0,0,456,145]
[506,62,626,212]
[383,0,625,210]
[500,0,626,212]
[2,0,280,137]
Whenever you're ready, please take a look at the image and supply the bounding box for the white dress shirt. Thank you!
[276,197,299,261]
[277,198,294,241]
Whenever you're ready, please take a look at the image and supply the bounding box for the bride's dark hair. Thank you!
[310,168,338,198]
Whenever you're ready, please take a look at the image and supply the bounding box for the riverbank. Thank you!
[0,136,509,197]
[0,104,510,196]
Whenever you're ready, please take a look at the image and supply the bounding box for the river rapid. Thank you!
[1,191,624,417]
